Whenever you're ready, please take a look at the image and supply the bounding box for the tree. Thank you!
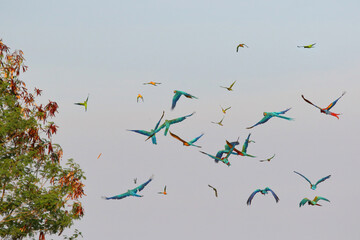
[0,39,86,239]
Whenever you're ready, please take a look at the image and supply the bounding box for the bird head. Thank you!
[174,90,177,93]
[263,112,267,116]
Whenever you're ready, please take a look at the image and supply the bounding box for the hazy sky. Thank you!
[2,0,360,239]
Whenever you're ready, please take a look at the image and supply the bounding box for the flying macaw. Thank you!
[294,171,331,190]
[74,94,89,112]
[241,133,255,154]
[301,92,346,119]
[143,81,161,86]
[247,108,294,129]
[127,111,165,144]
[247,187,279,205]
[236,43,249,52]
[225,139,256,158]
[211,116,225,126]
[220,81,236,91]
[158,186,167,195]
[220,106,231,114]
[169,131,203,148]
[299,196,330,207]
[200,150,231,166]
[208,185,218,197]
[158,112,195,136]
[102,175,154,200]
[259,154,275,162]
[297,43,316,48]
[171,90,198,110]
[137,94,144,102]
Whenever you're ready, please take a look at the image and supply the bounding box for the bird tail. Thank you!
[330,112,341,119]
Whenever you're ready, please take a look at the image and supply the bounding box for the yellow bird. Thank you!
[143,81,161,86]
[137,94,144,103]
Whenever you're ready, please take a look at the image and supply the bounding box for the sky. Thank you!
[1,0,360,239]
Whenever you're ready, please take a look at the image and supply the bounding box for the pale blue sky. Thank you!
[1,0,360,239]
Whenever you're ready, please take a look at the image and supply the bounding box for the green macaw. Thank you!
[171,90,198,110]
[158,112,195,136]
[74,94,89,112]
[169,131,203,148]
[299,196,330,207]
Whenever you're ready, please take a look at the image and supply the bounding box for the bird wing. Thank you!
[274,115,294,121]
[242,133,251,153]
[168,112,195,124]
[309,43,316,47]
[208,185,218,197]
[325,92,346,110]
[266,188,280,203]
[301,95,322,110]
[105,192,131,200]
[189,133,204,144]
[314,196,330,203]
[128,129,152,137]
[247,189,261,205]
[164,185,167,192]
[229,81,236,89]
[74,102,84,106]
[225,106,231,111]
[236,44,240,52]
[299,198,310,207]
[314,175,331,187]
[183,92,198,99]
[259,154,275,162]
[169,131,187,144]
[246,115,272,129]
[134,175,154,192]
[154,111,165,130]
[171,91,182,110]
[275,108,292,115]
[294,171,313,186]
[200,151,220,163]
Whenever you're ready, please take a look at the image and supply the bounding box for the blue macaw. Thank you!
[247,108,294,129]
[74,94,89,112]
[169,131,203,148]
[301,92,346,119]
[171,90,198,110]
[247,187,279,205]
[127,111,164,144]
[102,175,154,200]
[158,112,195,136]
[299,196,330,207]
[294,171,331,190]
[200,150,231,166]
[241,133,255,153]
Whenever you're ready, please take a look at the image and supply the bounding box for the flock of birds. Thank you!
[74,43,344,207]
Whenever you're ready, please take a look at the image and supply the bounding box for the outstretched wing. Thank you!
[154,111,165,130]
[74,102,84,106]
[103,192,131,200]
[236,44,241,52]
[325,92,346,110]
[189,133,204,144]
[275,108,292,115]
[294,171,313,186]
[301,95,322,110]
[171,91,182,110]
[246,115,272,129]
[200,151,221,163]
[229,81,236,89]
[127,129,152,137]
[168,112,195,125]
[183,92,198,99]
[169,131,187,145]
[134,175,154,192]
[314,196,330,203]
[314,175,331,187]
[266,187,280,203]
[299,198,310,207]
[242,133,251,153]
[247,189,261,205]
[275,115,294,121]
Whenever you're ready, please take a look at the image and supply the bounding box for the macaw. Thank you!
[158,186,167,195]
[199,150,231,166]
[137,94,144,102]
[171,90,198,110]
[259,154,275,162]
[143,81,161,86]
[212,116,225,126]
[241,133,255,154]
[294,171,331,190]
[220,106,231,114]
[247,187,279,205]
[102,175,153,200]
[158,112,195,136]
[247,108,294,129]
[299,196,330,207]
[169,131,203,148]
[215,138,241,159]
[225,139,256,158]
[301,92,346,119]
[74,94,89,112]
[208,185,218,197]
[297,43,316,48]
[236,43,249,52]
[127,111,165,144]
[220,81,236,91]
